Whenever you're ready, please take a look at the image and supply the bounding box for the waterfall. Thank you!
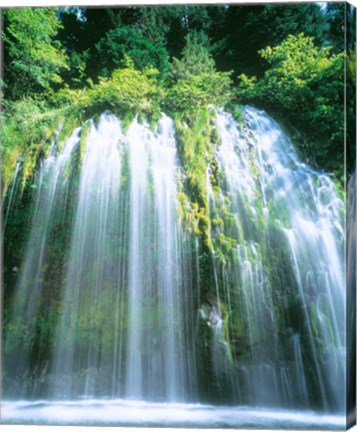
[50,114,126,398]
[125,114,190,401]
[4,129,80,396]
[3,106,346,424]
[209,107,345,411]
[47,113,195,401]
[347,172,356,423]
[3,160,21,234]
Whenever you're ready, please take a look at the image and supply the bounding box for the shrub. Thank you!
[237,33,345,174]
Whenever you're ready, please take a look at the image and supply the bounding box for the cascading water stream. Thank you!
[210,107,345,410]
[48,113,194,401]
[125,114,190,401]
[2,106,347,427]
[51,114,126,397]
[3,160,21,234]
[4,129,81,396]
[347,172,356,422]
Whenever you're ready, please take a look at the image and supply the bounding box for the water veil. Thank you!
[2,106,347,429]
[206,107,345,411]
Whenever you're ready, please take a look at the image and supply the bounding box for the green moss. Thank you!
[212,218,224,227]
[1,101,67,193]
[148,110,161,133]
[174,109,213,205]
[56,115,78,152]
[79,120,92,165]
[174,108,221,248]
[308,303,324,354]
[226,102,244,126]
[248,147,259,180]
[120,149,130,191]
[121,113,136,133]
[210,125,220,146]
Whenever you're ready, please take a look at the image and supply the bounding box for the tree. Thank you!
[325,3,345,53]
[3,8,69,100]
[166,32,233,114]
[169,32,215,82]
[218,3,329,77]
[165,5,216,57]
[51,6,228,84]
[95,26,169,77]
[56,8,124,83]
[237,34,344,173]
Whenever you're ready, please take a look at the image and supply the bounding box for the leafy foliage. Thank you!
[54,59,164,124]
[346,4,356,175]
[166,72,232,115]
[169,32,216,81]
[216,3,329,76]
[325,3,346,53]
[1,98,63,192]
[237,33,345,173]
[95,26,169,77]
[166,33,233,115]
[1,5,347,189]
[3,8,69,100]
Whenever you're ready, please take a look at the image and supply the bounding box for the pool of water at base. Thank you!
[0,399,346,429]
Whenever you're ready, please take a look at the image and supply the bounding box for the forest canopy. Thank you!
[1,3,355,184]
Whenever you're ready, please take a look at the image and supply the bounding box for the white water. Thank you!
[125,115,190,401]
[3,160,21,233]
[1,399,345,429]
[4,130,80,396]
[208,107,345,410]
[3,107,347,426]
[12,130,80,321]
[51,115,125,397]
[47,113,194,401]
[347,172,356,423]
